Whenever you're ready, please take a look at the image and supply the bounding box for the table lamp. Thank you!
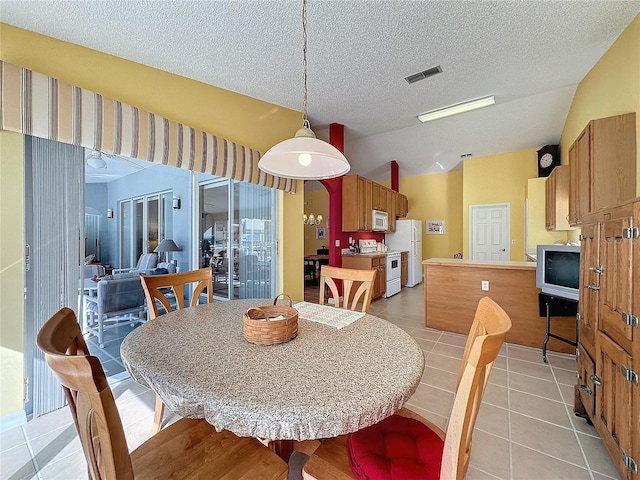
[154,239,181,265]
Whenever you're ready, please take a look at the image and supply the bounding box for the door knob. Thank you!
[499,248,506,252]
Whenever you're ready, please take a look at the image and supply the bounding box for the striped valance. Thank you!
[0,61,297,193]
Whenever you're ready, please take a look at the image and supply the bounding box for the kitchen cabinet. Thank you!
[400,251,408,287]
[397,194,408,218]
[372,183,388,212]
[568,113,636,226]
[575,198,639,480]
[342,254,386,300]
[342,175,373,232]
[545,165,571,231]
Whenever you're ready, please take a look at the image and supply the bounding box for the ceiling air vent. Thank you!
[405,65,443,84]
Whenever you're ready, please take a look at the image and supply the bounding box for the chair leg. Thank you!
[152,394,165,434]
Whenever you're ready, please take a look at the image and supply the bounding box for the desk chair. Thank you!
[302,297,512,480]
[319,266,376,313]
[37,308,288,480]
[140,268,213,433]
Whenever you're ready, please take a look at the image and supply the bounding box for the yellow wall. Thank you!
[560,13,639,243]
[0,24,301,153]
[462,149,538,261]
[560,14,640,184]
[394,171,464,260]
[0,130,25,416]
[0,24,305,418]
[304,187,330,255]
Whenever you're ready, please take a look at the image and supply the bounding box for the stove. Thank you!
[383,251,401,298]
[357,240,402,298]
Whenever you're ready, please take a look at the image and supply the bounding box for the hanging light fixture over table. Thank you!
[258,0,350,180]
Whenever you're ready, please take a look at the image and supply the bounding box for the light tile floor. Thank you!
[1,286,620,479]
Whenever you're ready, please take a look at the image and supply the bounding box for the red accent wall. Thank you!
[322,123,384,269]
[391,160,399,192]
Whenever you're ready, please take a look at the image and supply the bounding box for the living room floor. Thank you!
[1,286,620,480]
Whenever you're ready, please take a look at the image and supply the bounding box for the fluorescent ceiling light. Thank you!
[418,95,495,123]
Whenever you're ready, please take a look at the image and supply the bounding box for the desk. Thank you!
[120,300,423,457]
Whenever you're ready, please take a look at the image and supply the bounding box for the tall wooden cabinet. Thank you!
[342,175,373,232]
[575,199,639,480]
[342,254,386,300]
[545,165,571,231]
[569,112,636,227]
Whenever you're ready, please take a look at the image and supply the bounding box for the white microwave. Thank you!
[372,210,388,231]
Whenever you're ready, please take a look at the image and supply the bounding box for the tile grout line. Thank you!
[548,353,596,480]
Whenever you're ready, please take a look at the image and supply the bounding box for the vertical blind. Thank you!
[26,136,84,417]
[0,60,297,193]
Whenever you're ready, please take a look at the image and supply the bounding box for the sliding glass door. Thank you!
[119,190,173,269]
[199,178,276,300]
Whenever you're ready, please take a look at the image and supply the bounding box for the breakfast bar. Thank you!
[423,258,576,353]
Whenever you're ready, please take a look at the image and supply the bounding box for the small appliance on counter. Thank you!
[358,239,378,254]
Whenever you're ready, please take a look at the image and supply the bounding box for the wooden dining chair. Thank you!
[319,266,376,313]
[302,296,512,480]
[139,268,213,433]
[36,307,289,480]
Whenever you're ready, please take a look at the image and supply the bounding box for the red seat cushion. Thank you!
[347,414,444,480]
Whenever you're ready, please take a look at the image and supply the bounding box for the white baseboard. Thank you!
[0,409,27,432]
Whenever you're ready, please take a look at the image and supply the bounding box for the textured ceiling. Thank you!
[2,1,639,181]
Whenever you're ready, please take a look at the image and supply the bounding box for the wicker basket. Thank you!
[243,294,298,345]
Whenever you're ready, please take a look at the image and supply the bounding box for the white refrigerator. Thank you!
[385,219,423,287]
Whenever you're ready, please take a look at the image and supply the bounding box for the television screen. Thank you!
[545,251,580,289]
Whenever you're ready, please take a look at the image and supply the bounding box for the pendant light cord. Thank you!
[302,0,310,129]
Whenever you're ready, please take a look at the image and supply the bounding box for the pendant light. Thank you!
[258,0,350,180]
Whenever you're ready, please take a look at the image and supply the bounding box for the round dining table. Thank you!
[120,299,424,457]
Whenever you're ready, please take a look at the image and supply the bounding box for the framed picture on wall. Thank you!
[426,220,445,235]
[316,227,326,240]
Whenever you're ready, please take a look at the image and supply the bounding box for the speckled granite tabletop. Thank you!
[120,299,424,441]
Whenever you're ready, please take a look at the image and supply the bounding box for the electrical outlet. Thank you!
[335,239,340,247]
[481,280,489,291]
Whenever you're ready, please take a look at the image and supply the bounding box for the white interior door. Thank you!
[470,203,510,261]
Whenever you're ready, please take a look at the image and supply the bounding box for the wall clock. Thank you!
[537,145,560,177]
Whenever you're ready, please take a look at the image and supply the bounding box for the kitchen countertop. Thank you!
[423,258,535,270]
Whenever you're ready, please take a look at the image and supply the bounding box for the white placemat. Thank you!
[293,301,365,329]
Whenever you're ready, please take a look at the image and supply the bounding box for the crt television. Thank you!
[536,244,581,301]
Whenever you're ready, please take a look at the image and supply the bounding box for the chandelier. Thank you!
[303,213,323,226]
[257,0,350,180]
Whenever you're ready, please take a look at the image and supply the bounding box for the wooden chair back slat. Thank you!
[36,308,134,480]
[301,296,512,480]
[443,296,512,479]
[140,268,213,320]
[319,266,376,313]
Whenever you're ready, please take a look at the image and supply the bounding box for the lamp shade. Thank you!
[258,128,350,180]
[154,239,181,252]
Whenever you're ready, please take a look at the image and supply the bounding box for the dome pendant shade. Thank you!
[258,127,350,180]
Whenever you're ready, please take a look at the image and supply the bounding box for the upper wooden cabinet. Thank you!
[342,175,373,232]
[342,175,406,232]
[397,193,409,218]
[372,183,388,212]
[569,112,637,225]
[545,165,571,231]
